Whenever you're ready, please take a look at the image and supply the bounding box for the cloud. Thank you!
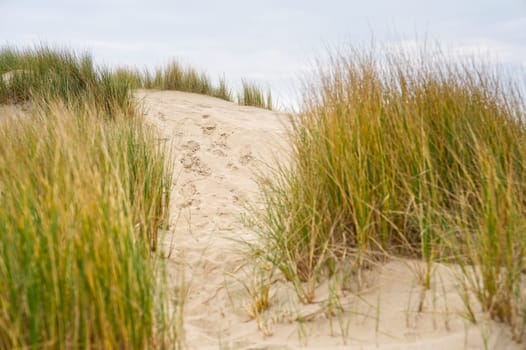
[85,40,146,51]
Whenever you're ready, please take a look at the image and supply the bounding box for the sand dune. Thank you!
[137,90,521,350]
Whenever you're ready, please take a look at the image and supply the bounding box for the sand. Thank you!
[1,70,28,85]
[137,90,523,350]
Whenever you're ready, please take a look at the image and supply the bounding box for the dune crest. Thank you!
[138,90,520,350]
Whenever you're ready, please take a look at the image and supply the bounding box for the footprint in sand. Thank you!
[156,111,167,121]
[182,140,200,154]
[230,188,247,205]
[176,182,201,209]
[180,155,211,176]
[211,149,227,157]
[239,145,253,165]
[209,132,229,156]
[201,121,217,135]
[180,182,197,198]
[213,132,229,149]
[175,197,197,209]
[226,162,239,171]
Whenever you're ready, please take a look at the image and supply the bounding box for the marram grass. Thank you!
[0,106,174,347]
[0,46,136,116]
[141,61,233,101]
[0,46,276,112]
[254,46,525,340]
[238,79,272,110]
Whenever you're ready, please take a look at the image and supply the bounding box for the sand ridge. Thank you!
[137,90,522,350]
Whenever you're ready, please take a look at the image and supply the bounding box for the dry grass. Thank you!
[0,45,280,114]
[253,45,526,340]
[238,79,273,110]
[141,61,233,101]
[0,47,177,348]
[0,46,136,116]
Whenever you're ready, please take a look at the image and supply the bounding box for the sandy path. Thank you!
[138,90,289,348]
[137,90,522,350]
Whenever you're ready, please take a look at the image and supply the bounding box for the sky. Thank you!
[1,0,525,107]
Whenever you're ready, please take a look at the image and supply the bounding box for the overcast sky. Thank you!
[1,0,525,107]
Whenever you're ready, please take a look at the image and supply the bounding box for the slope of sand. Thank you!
[137,90,522,350]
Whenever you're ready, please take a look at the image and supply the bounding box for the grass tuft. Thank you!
[0,47,176,348]
[238,79,273,110]
[0,46,136,116]
[142,61,233,101]
[0,46,275,111]
[253,45,526,340]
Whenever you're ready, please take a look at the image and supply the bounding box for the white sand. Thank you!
[137,90,522,350]
[1,70,29,85]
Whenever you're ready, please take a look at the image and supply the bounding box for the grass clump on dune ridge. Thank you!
[238,79,273,110]
[0,45,275,111]
[141,61,233,101]
[255,46,525,340]
[0,46,136,116]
